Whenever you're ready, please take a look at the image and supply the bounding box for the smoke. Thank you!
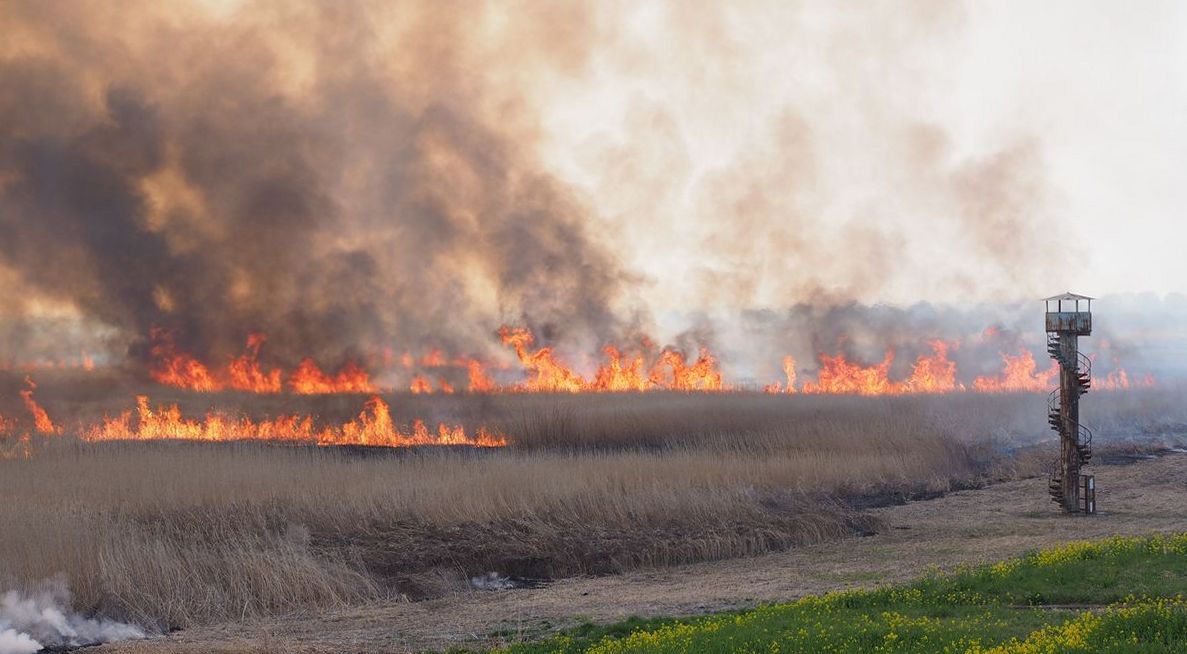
[0,580,144,653]
[0,1,1180,372]
[678,293,1185,385]
[0,1,631,366]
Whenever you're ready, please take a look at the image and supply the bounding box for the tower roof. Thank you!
[1043,292,1094,302]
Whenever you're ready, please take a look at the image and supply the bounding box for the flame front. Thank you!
[82,395,507,448]
[497,327,726,392]
[226,332,283,393]
[141,326,1152,397]
[288,359,378,394]
[19,377,58,434]
[802,351,897,395]
[972,350,1059,392]
[905,340,960,393]
[150,329,379,394]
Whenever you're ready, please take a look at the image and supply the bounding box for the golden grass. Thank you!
[0,387,1179,631]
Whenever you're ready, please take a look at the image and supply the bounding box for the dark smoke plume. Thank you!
[0,1,628,366]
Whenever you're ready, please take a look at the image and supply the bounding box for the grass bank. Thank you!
[486,533,1187,653]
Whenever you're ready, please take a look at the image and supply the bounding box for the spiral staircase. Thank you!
[1045,333,1093,504]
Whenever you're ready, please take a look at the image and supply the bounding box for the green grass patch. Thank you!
[468,533,1187,653]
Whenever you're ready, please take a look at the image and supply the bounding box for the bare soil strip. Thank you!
[99,453,1187,654]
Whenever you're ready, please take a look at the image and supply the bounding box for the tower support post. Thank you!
[1058,332,1080,513]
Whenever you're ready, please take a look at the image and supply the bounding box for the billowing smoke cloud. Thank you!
[0,1,630,366]
[0,581,144,653]
[0,1,1179,371]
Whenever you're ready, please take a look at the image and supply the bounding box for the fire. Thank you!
[972,350,1059,392]
[226,332,283,393]
[499,326,586,392]
[802,351,897,395]
[150,328,378,394]
[0,431,32,460]
[466,359,498,392]
[647,348,726,391]
[770,342,960,395]
[0,352,97,373]
[594,346,649,391]
[288,359,378,394]
[1,379,56,459]
[149,326,221,391]
[142,326,1156,397]
[1097,369,1130,390]
[83,395,508,448]
[763,355,799,393]
[497,327,726,392]
[0,412,27,460]
[904,340,961,393]
[1093,369,1156,390]
[19,377,57,434]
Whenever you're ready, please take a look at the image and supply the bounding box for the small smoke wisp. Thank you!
[0,581,145,654]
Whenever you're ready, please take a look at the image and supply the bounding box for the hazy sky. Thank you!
[1,0,1184,361]
[527,1,1187,310]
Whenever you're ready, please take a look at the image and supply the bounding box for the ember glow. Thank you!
[82,395,507,448]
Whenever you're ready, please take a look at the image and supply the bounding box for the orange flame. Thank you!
[83,395,508,448]
[226,332,283,393]
[498,326,586,392]
[149,326,222,391]
[763,356,798,394]
[593,346,649,391]
[0,352,98,373]
[1096,369,1130,390]
[0,412,27,460]
[143,326,1156,397]
[288,359,378,394]
[19,377,58,434]
[972,350,1059,392]
[647,348,726,391]
[498,327,726,392]
[802,351,897,395]
[466,359,498,392]
[784,342,960,396]
[150,328,377,394]
[904,340,961,393]
[1092,369,1156,390]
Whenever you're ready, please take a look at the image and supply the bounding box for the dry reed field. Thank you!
[1,386,1183,635]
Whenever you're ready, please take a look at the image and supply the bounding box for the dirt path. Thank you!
[101,454,1187,654]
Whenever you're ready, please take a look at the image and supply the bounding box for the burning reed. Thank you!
[144,325,1152,397]
[3,386,1182,632]
[0,392,1023,631]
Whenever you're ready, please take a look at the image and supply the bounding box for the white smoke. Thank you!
[0,580,145,654]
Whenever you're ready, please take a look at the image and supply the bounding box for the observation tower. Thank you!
[1044,292,1095,514]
